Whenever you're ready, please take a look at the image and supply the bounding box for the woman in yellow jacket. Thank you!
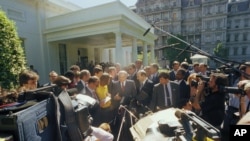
[96,73,114,124]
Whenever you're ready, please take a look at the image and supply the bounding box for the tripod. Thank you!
[116,105,138,141]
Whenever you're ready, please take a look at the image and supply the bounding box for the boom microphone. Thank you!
[143,24,155,36]
[143,28,151,36]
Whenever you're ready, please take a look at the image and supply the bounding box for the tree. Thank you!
[0,10,27,90]
[164,35,191,65]
[213,42,228,59]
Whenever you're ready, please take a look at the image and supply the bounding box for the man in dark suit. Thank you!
[76,69,91,94]
[169,61,180,81]
[110,70,137,141]
[149,63,160,85]
[136,70,154,107]
[127,63,140,92]
[135,70,154,114]
[84,76,100,126]
[85,76,100,101]
[175,68,190,100]
[150,71,180,112]
[42,71,58,87]
[112,70,137,108]
[180,61,191,81]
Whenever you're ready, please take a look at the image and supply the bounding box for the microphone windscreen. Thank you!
[120,96,126,105]
[175,109,183,119]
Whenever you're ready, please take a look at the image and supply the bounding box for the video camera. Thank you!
[219,86,246,95]
[190,74,210,88]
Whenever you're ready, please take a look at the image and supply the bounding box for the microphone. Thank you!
[175,110,193,141]
[175,44,191,59]
[143,24,155,36]
[143,28,151,36]
[168,43,180,47]
[136,101,153,113]
[119,105,138,120]
[120,96,126,105]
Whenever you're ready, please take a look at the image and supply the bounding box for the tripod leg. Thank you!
[116,111,126,141]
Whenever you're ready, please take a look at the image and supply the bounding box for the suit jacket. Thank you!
[169,70,176,81]
[176,79,190,100]
[136,79,154,106]
[128,73,140,92]
[150,81,180,112]
[149,72,160,86]
[76,80,85,94]
[112,80,137,108]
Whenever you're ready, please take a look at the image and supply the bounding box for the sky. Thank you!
[67,0,137,8]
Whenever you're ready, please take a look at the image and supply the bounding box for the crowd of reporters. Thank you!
[13,60,250,141]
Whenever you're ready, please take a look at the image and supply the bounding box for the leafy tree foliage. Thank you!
[213,42,228,59]
[0,10,27,90]
[164,35,191,66]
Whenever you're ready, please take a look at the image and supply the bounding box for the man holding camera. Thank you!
[193,72,228,128]
[223,62,250,134]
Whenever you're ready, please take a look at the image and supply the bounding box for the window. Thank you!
[59,44,67,75]
[226,34,230,42]
[216,19,221,29]
[227,20,231,29]
[243,33,248,41]
[189,0,194,6]
[233,47,238,55]
[244,19,249,27]
[234,19,240,28]
[205,34,211,42]
[231,5,237,13]
[216,33,221,41]
[242,47,247,55]
[235,33,239,41]
[173,2,176,6]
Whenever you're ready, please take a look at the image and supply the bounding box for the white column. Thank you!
[142,42,148,66]
[132,38,137,63]
[115,32,123,66]
[99,47,103,62]
[150,45,155,64]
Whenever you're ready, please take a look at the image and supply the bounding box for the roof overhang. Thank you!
[44,1,157,47]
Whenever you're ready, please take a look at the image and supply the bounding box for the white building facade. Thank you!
[0,0,156,84]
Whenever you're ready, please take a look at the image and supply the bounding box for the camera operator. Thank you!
[223,62,250,133]
[238,80,250,118]
[193,72,228,128]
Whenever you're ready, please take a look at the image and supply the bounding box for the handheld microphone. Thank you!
[119,105,138,120]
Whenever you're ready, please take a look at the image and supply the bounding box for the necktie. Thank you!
[140,83,143,90]
[164,84,171,106]
[121,82,125,91]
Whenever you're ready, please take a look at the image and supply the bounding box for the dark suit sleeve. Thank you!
[171,82,180,108]
[150,85,157,112]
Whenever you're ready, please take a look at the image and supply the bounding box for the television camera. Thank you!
[219,86,246,96]
[0,85,96,141]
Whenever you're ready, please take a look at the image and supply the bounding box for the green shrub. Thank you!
[0,10,27,90]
